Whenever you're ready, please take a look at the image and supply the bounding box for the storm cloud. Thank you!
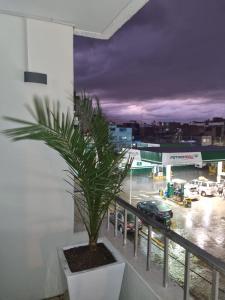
[75,0,225,121]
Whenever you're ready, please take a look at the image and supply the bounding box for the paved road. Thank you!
[121,170,225,299]
[122,169,225,261]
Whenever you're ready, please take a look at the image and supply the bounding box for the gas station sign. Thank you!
[162,152,202,166]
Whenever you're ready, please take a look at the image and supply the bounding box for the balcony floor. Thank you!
[102,224,187,300]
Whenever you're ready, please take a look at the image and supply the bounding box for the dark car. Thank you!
[137,200,173,225]
[110,210,142,233]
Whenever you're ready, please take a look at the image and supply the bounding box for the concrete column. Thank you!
[217,161,223,183]
[166,165,172,183]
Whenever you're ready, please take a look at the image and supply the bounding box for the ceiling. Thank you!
[0,0,149,39]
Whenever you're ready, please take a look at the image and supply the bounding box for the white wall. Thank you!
[120,264,159,300]
[0,14,74,300]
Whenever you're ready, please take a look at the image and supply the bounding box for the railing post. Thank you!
[114,202,118,237]
[146,225,152,271]
[107,209,110,231]
[183,250,190,300]
[163,236,169,288]
[123,209,127,246]
[113,197,224,300]
[134,216,138,256]
[211,269,219,300]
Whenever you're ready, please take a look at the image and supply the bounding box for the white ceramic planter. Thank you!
[58,237,125,300]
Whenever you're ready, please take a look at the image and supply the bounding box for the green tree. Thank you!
[3,94,131,251]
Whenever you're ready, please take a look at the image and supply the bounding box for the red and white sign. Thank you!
[162,152,202,166]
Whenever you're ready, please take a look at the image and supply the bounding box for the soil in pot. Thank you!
[64,243,116,272]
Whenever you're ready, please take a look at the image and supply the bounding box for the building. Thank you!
[109,124,132,150]
[122,121,141,140]
[0,2,224,300]
[201,136,213,146]
[0,1,150,299]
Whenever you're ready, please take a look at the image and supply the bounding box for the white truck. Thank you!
[197,181,217,197]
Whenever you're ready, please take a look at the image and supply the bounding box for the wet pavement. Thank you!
[122,167,225,260]
[121,167,225,299]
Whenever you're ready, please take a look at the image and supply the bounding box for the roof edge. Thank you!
[87,0,149,40]
[0,0,149,40]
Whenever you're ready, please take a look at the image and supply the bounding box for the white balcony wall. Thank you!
[0,14,74,300]
[120,264,159,300]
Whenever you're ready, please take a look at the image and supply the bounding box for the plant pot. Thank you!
[58,237,125,300]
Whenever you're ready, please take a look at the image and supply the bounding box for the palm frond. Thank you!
[2,94,131,247]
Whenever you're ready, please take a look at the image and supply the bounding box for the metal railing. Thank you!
[107,196,225,300]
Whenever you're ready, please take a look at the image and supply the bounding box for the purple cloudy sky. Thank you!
[75,0,225,122]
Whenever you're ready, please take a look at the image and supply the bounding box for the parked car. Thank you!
[186,177,209,192]
[187,179,202,192]
[110,210,142,233]
[198,181,217,197]
[184,186,199,201]
[137,200,173,226]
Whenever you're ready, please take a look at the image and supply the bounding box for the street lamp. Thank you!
[129,167,133,205]
[129,140,133,205]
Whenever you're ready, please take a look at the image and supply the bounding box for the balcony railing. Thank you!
[107,196,225,300]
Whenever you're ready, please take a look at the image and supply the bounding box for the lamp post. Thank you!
[73,93,81,232]
[217,161,223,183]
[129,167,133,205]
[129,141,133,205]
[73,92,87,233]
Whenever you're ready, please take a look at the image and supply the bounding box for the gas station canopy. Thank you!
[139,146,225,166]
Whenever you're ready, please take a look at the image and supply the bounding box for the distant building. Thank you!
[135,141,160,148]
[201,136,212,146]
[109,124,132,150]
[110,117,225,147]
[122,121,140,140]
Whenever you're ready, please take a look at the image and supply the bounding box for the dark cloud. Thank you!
[75,0,225,121]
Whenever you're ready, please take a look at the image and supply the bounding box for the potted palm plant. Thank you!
[3,94,131,300]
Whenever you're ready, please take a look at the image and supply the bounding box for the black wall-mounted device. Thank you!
[24,72,47,85]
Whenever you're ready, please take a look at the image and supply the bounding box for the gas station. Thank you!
[134,145,225,207]
[139,145,225,183]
